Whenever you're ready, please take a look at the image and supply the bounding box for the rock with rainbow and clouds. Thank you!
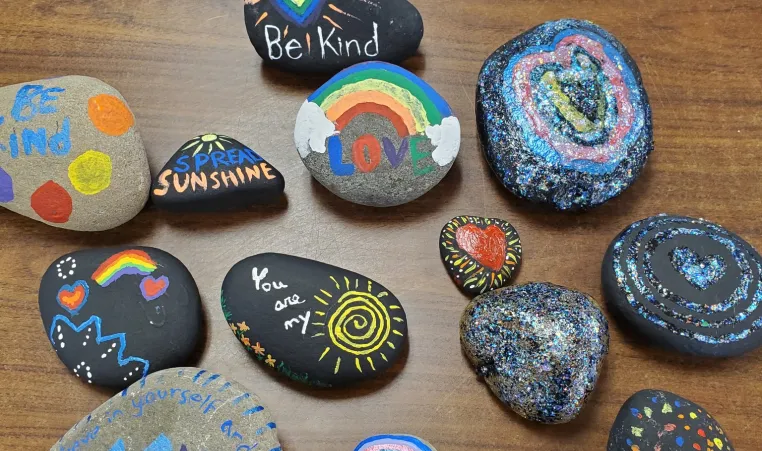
[244,0,423,73]
[477,19,653,210]
[294,61,460,207]
[38,246,201,388]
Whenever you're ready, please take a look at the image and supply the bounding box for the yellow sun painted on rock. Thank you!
[312,275,405,374]
[182,133,236,156]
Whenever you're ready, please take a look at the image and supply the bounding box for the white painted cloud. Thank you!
[294,101,336,158]
[427,116,461,166]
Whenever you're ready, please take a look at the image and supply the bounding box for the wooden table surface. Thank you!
[1,0,761,450]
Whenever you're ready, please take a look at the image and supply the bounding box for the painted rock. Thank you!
[607,389,734,451]
[602,214,762,357]
[439,215,522,295]
[460,282,609,424]
[39,247,201,388]
[151,134,285,211]
[476,19,653,210]
[53,367,281,451]
[244,0,423,73]
[355,435,436,451]
[222,253,407,386]
[295,61,460,207]
[0,76,150,230]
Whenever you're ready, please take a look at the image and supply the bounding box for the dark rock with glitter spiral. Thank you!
[602,214,762,357]
[460,282,609,424]
[476,19,653,210]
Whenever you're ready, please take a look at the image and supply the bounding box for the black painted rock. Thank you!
[244,0,423,73]
[476,19,653,210]
[151,134,284,211]
[355,435,436,451]
[440,215,522,295]
[607,389,734,451]
[294,61,460,206]
[39,247,201,388]
[222,253,407,386]
[602,214,762,357]
[460,282,609,424]
[53,367,281,451]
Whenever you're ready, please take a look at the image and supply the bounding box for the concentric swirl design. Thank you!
[328,291,391,356]
[604,214,762,356]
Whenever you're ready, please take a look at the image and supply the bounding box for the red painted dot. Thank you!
[693,443,701,450]
[698,429,706,438]
[30,181,72,223]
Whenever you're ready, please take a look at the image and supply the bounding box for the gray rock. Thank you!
[53,367,282,451]
[0,76,149,230]
[294,61,460,207]
[460,282,609,424]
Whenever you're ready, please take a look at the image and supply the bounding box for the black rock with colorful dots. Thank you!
[607,389,733,451]
[38,246,201,388]
[221,253,407,386]
[439,215,522,295]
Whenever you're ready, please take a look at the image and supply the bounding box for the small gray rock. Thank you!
[0,76,150,230]
[460,282,609,424]
[53,367,282,451]
[294,61,460,207]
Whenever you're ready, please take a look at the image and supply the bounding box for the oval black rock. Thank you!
[151,134,285,211]
[39,246,201,388]
[602,214,762,357]
[476,19,653,210]
[244,0,423,73]
[607,389,734,451]
[221,253,407,386]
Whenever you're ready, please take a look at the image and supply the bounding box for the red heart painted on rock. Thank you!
[140,275,169,301]
[57,280,89,314]
[455,224,507,271]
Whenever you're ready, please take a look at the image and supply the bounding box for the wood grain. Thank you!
[1,0,761,450]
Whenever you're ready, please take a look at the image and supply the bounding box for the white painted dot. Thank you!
[124,377,127,381]
[69,270,74,275]
[57,325,61,332]
[88,381,92,384]
[87,372,92,378]
[58,333,63,340]
[128,372,133,376]
[66,257,71,262]
[85,335,90,339]
[60,342,65,348]
[135,367,139,371]
[82,342,87,346]
[72,264,76,268]
[56,264,61,268]
[80,361,85,366]
[60,260,65,264]
[108,349,112,353]
[62,276,67,280]
[87,328,91,332]
[73,368,78,372]
[86,366,90,371]
[101,354,107,358]
[112,343,117,348]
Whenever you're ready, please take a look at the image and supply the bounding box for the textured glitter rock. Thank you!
[439,215,522,295]
[476,19,653,210]
[602,214,762,357]
[607,389,734,451]
[460,282,609,424]
[294,61,460,207]
[53,367,281,451]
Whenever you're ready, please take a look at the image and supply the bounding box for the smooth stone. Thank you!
[0,76,150,230]
[39,246,201,388]
[602,214,762,357]
[53,367,282,451]
[295,61,460,207]
[244,0,423,73]
[607,389,734,451]
[151,133,285,211]
[221,252,407,386]
[476,19,653,210]
[460,282,609,424]
[439,215,522,295]
[355,434,436,451]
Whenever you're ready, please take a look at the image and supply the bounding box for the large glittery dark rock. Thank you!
[602,214,762,357]
[53,367,281,451]
[439,215,522,295]
[460,282,609,424]
[294,61,460,207]
[607,389,734,451]
[244,0,423,73]
[476,19,653,210]
[151,134,285,211]
[221,253,407,386]
[39,247,201,388]
[355,435,437,451]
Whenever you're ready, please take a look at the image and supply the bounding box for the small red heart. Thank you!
[57,281,88,313]
[140,275,169,301]
[455,224,507,271]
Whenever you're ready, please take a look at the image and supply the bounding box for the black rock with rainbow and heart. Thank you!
[38,246,201,388]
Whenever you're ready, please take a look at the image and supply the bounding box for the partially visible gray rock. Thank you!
[53,367,282,451]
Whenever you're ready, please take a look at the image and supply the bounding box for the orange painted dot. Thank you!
[678,414,685,419]
[631,446,640,451]
[698,429,706,438]
[685,425,691,430]
[30,180,72,223]
[88,94,134,136]
[693,444,701,450]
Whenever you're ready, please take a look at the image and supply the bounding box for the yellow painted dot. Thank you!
[631,426,644,437]
[201,134,218,142]
[690,412,698,419]
[644,407,653,418]
[662,403,673,414]
[714,438,724,449]
[68,150,112,195]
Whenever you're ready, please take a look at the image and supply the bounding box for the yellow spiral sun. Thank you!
[312,276,405,374]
